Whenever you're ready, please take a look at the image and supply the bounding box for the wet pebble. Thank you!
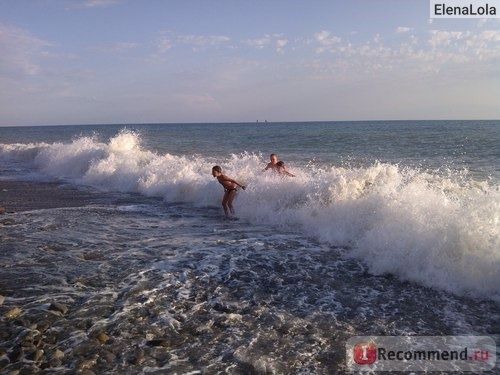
[0,356,9,368]
[100,350,116,364]
[72,341,99,357]
[26,348,44,362]
[74,318,93,331]
[47,352,63,369]
[78,357,97,371]
[52,348,65,360]
[0,218,16,225]
[145,337,185,349]
[127,348,144,365]
[49,302,68,315]
[4,307,22,319]
[146,339,169,347]
[8,345,23,362]
[96,332,110,343]
[19,366,39,375]
[150,347,171,366]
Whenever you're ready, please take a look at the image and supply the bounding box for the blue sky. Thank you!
[1,0,499,125]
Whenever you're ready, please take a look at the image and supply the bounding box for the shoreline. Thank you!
[0,180,97,213]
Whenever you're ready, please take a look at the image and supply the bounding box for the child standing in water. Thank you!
[211,166,246,216]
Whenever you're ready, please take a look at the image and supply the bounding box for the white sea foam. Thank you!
[1,130,499,301]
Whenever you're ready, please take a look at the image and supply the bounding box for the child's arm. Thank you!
[221,175,246,189]
[231,178,246,189]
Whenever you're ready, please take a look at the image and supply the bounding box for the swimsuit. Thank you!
[224,187,237,193]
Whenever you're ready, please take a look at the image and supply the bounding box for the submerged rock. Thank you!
[78,357,97,371]
[0,356,9,368]
[127,348,145,365]
[145,336,185,349]
[8,345,23,362]
[4,307,21,319]
[26,348,44,362]
[49,302,68,315]
[52,348,65,360]
[0,218,16,225]
[96,332,110,343]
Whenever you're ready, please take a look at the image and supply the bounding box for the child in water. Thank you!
[211,166,246,216]
[263,153,295,177]
[263,153,279,172]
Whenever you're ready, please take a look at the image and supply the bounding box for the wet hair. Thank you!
[212,165,222,173]
[276,161,284,167]
[270,153,277,159]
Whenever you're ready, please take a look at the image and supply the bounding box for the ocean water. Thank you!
[0,121,499,373]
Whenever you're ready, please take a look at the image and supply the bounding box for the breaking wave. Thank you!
[1,130,499,302]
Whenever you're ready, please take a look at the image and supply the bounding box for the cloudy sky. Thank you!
[1,0,499,125]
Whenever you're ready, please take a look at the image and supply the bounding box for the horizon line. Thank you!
[1,118,499,128]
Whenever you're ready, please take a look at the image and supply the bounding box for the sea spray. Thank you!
[34,136,106,180]
[1,130,498,301]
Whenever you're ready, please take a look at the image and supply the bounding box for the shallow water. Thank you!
[1,191,498,373]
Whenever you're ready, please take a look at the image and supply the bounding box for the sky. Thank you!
[0,0,499,126]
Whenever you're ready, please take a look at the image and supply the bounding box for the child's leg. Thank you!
[221,192,230,216]
[226,190,237,215]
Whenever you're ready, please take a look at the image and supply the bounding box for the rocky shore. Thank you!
[0,180,115,374]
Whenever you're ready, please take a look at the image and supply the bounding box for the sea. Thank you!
[0,120,499,374]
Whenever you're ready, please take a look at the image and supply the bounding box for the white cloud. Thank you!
[78,0,120,8]
[243,35,272,49]
[276,39,288,53]
[301,26,500,82]
[242,34,289,53]
[156,34,230,53]
[396,26,412,33]
[480,30,500,41]
[0,23,54,76]
[429,30,464,48]
[313,30,342,53]
[177,35,230,47]
[157,38,173,53]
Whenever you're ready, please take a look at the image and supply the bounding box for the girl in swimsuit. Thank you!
[211,166,246,216]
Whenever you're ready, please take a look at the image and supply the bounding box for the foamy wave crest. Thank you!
[0,131,221,203]
[1,130,499,302]
[239,163,499,302]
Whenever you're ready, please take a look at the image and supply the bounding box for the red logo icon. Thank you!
[353,342,377,364]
